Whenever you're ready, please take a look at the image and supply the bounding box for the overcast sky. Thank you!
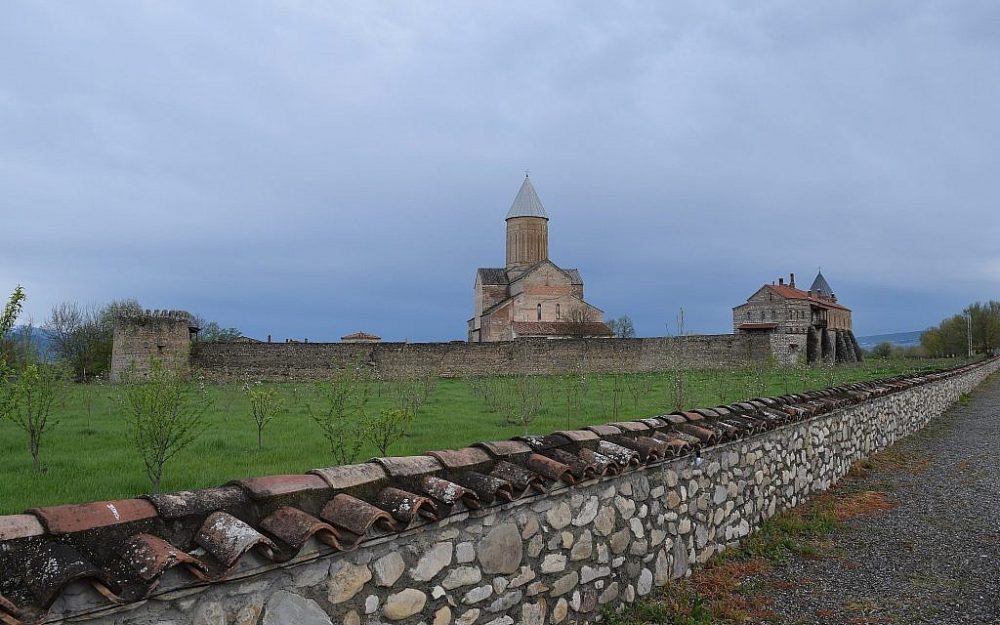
[2,1,998,341]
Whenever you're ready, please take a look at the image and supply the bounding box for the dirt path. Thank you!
[759,377,1000,624]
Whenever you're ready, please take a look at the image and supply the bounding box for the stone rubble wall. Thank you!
[63,359,999,625]
[190,334,773,382]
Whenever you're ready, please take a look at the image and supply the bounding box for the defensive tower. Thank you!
[110,309,197,381]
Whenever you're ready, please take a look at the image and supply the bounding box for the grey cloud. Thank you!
[2,1,998,341]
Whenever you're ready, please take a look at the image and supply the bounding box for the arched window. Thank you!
[556,304,561,319]
[537,303,542,320]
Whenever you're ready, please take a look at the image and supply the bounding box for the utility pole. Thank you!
[967,311,973,358]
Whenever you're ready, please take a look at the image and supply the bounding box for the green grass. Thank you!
[0,358,962,514]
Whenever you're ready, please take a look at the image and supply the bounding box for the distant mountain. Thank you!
[6,326,56,360]
[856,330,923,350]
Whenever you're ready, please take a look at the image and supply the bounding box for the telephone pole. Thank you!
[967,311,973,358]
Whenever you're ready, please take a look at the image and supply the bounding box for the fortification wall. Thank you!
[4,359,996,625]
[191,334,774,381]
[109,310,193,382]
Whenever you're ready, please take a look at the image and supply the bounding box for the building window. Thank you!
[556,304,561,319]
[537,303,542,320]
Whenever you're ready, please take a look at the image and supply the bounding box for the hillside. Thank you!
[856,330,923,350]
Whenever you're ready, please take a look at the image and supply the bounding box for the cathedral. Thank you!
[468,176,611,342]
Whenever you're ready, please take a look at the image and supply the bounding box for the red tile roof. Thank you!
[0,361,989,623]
[511,321,613,337]
[765,284,851,311]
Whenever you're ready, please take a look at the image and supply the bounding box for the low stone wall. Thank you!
[191,334,773,381]
[25,358,996,625]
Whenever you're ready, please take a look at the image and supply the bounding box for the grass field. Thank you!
[0,359,964,514]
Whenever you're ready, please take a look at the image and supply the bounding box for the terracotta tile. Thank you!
[235,474,330,500]
[195,512,277,568]
[452,471,514,504]
[320,493,398,537]
[260,507,342,551]
[515,433,571,451]
[421,475,480,508]
[31,499,157,534]
[474,439,532,458]
[0,514,45,540]
[524,453,574,484]
[426,447,491,469]
[375,487,438,524]
[586,424,621,436]
[25,542,118,608]
[596,440,640,467]
[543,448,597,479]
[146,487,248,520]
[309,463,387,490]
[555,429,600,443]
[491,460,543,493]
[610,421,649,432]
[372,455,442,478]
[121,533,208,582]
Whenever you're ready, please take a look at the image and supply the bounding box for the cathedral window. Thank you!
[537,303,542,320]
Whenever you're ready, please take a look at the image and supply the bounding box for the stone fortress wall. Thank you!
[188,334,776,381]
[15,357,997,625]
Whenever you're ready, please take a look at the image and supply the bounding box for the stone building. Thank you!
[733,271,863,364]
[468,176,611,342]
[340,331,381,344]
[109,309,197,381]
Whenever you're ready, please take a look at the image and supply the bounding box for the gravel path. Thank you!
[760,376,1000,625]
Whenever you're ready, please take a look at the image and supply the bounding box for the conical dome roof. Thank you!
[810,270,834,297]
[505,175,548,220]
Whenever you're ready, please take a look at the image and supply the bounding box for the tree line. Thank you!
[920,301,1000,358]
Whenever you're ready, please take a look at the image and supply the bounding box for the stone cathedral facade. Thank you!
[468,176,611,342]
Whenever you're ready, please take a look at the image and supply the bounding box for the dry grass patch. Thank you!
[847,448,931,478]
[831,491,896,521]
[688,559,775,622]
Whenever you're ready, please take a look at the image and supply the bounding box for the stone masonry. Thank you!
[109,310,196,382]
[45,358,999,625]
[190,334,772,382]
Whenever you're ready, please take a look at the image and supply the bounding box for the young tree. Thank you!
[1,286,26,364]
[244,380,284,450]
[501,373,543,436]
[0,361,15,422]
[364,407,412,456]
[119,359,209,492]
[9,363,65,471]
[307,362,372,465]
